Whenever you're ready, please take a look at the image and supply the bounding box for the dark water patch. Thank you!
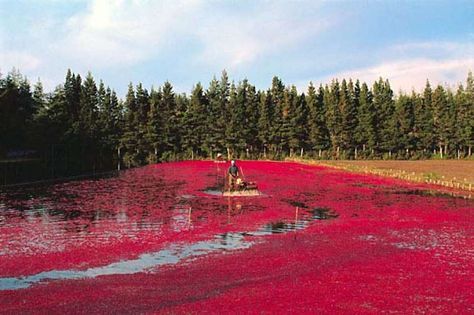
[0,203,117,227]
[0,205,338,291]
[352,183,378,189]
[282,199,308,208]
[309,207,339,220]
[257,221,307,234]
[201,183,225,196]
[387,188,470,200]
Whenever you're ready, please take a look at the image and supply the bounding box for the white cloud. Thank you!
[55,0,203,69]
[195,4,334,70]
[0,51,41,73]
[53,0,334,72]
[332,57,474,93]
[311,41,474,93]
[391,41,474,57]
[3,1,472,96]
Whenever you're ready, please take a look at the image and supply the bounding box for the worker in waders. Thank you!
[228,160,240,191]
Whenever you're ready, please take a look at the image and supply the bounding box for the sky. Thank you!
[1,0,473,97]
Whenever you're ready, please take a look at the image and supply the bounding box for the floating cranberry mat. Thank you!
[0,161,472,313]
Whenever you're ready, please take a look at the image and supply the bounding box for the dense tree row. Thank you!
[0,68,473,176]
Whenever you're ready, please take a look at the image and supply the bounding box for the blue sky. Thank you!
[1,0,473,96]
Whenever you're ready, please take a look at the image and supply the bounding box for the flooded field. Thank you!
[0,161,473,313]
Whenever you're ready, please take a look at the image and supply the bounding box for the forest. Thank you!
[0,68,473,183]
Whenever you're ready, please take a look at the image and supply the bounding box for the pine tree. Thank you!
[225,81,248,157]
[135,83,150,159]
[279,87,293,155]
[286,86,307,156]
[395,93,415,157]
[354,82,376,156]
[203,70,229,157]
[463,72,474,156]
[445,89,457,157]
[161,81,179,155]
[146,87,163,162]
[120,83,139,166]
[306,83,329,156]
[412,81,435,156]
[32,80,45,110]
[79,72,99,139]
[325,80,341,157]
[269,76,285,156]
[205,77,222,157]
[339,79,358,156]
[64,69,82,132]
[432,85,450,158]
[0,71,36,152]
[183,83,207,158]
[100,87,122,156]
[174,92,189,158]
[243,81,259,157]
[373,78,396,157]
[258,90,273,157]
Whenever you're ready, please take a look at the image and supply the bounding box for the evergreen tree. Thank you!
[204,71,230,157]
[287,86,308,156]
[146,87,163,162]
[32,80,45,110]
[243,81,259,157]
[205,77,222,156]
[183,83,207,158]
[395,93,415,157]
[412,81,435,155]
[225,82,247,157]
[339,79,358,155]
[432,85,450,158]
[354,82,376,156]
[257,90,273,157]
[325,80,341,157]
[306,83,329,156]
[279,87,293,155]
[0,71,36,152]
[445,89,457,157]
[174,92,189,158]
[120,83,139,166]
[160,81,179,155]
[462,72,474,156]
[3,67,474,183]
[79,72,99,139]
[100,87,122,156]
[269,76,285,155]
[135,83,150,158]
[373,78,396,157]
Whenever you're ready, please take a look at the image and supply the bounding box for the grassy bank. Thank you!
[290,159,474,193]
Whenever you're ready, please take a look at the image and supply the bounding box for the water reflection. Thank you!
[0,164,345,291]
[0,233,253,290]
[0,205,339,291]
[311,207,339,220]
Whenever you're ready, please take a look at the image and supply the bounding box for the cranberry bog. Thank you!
[0,161,472,313]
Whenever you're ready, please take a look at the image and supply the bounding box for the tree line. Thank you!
[0,68,473,177]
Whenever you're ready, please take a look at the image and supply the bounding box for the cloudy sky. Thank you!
[1,0,473,96]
